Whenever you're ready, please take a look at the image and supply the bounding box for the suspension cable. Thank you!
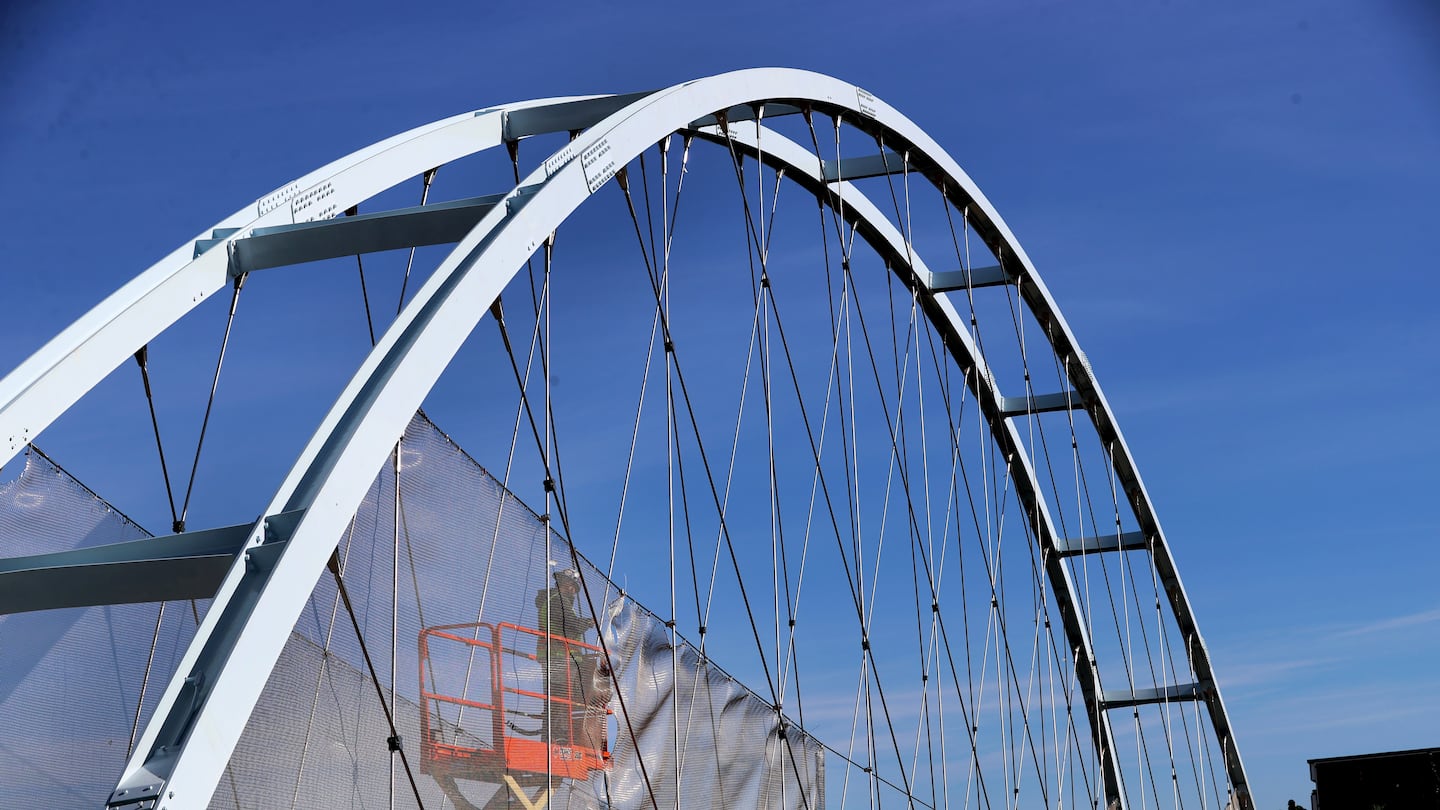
[326,551,428,809]
[132,346,180,531]
[389,438,401,810]
[126,602,166,759]
[397,169,437,314]
[648,138,685,808]
[175,271,247,533]
[618,148,829,808]
[345,206,377,346]
[736,113,924,810]
[618,164,780,708]
[289,514,363,810]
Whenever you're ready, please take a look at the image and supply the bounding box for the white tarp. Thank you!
[604,597,825,810]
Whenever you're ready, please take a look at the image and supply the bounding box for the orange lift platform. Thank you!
[420,621,612,810]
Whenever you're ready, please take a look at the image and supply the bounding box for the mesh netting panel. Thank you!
[217,414,822,810]
[0,451,202,807]
[210,631,443,809]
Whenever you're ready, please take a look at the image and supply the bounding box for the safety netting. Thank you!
[210,412,824,810]
[0,449,204,808]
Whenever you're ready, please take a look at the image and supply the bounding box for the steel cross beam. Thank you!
[0,522,254,614]
[195,193,527,274]
[1103,683,1205,711]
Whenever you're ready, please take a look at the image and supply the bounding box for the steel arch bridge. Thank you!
[0,69,1251,810]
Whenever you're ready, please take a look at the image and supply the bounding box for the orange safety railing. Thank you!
[419,621,612,783]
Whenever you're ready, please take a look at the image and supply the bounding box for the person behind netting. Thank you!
[534,567,608,746]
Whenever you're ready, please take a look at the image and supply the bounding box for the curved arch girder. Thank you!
[693,120,1126,802]
[8,69,1249,810]
[703,118,1250,809]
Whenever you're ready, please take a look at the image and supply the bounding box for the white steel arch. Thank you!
[0,68,1252,810]
[0,94,610,464]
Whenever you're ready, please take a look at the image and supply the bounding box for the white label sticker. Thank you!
[581,138,618,194]
[291,180,340,223]
[856,87,878,119]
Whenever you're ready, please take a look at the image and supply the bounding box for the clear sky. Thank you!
[1,1,1437,807]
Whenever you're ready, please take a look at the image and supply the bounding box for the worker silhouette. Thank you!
[535,567,594,745]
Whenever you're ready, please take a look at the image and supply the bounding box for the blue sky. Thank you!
[2,1,1437,806]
